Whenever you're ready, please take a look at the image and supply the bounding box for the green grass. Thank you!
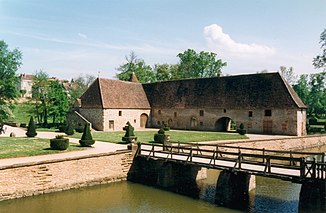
[11,103,35,124]
[0,137,87,159]
[70,130,248,143]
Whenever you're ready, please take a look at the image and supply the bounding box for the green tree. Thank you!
[47,80,70,124]
[293,72,326,117]
[26,116,37,137]
[116,52,155,83]
[32,70,50,126]
[153,63,180,81]
[177,49,226,79]
[313,29,326,70]
[0,40,22,122]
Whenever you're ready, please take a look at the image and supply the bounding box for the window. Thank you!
[200,122,203,126]
[199,110,204,116]
[134,119,136,123]
[249,111,253,117]
[158,110,161,115]
[119,111,122,116]
[157,121,161,125]
[174,112,177,118]
[223,109,226,113]
[265,110,272,116]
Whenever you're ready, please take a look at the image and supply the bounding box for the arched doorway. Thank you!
[215,117,232,132]
[168,119,173,128]
[190,117,198,128]
[140,113,148,128]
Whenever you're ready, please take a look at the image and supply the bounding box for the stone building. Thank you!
[17,73,34,98]
[79,77,150,131]
[78,72,307,136]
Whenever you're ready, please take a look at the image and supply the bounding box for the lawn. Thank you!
[0,137,87,159]
[70,130,248,143]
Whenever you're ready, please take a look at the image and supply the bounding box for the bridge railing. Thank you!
[136,142,326,181]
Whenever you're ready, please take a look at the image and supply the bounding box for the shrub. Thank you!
[20,123,27,128]
[79,123,95,147]
[163,122,170,131]
[122,122,137,143]
[65,123,75,135]
[50,135,69,150]
[237,123,247,135]
[324,122,326,131]
[26,116,37,137]
[58,125,67,132]
[154,127,166,143]
[75,123,84,133]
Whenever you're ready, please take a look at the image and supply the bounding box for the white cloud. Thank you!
[78,33,88,39]
[203,24,275,57]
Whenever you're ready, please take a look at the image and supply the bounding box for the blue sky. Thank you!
[0,0,325,80]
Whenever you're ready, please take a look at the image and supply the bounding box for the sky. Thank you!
[0,0,325,80]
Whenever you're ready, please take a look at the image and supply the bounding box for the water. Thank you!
[0,175,302,213]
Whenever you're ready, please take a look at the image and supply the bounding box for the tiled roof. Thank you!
[142,72,306,109]
[80,78,151,109]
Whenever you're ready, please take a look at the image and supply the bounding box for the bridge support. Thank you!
[215,170,254,209]
[299,180,326,212]
[128,157,200,198]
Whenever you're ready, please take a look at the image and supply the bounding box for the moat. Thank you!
[0,172,307,213]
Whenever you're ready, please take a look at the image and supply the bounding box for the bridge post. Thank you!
[215,170,255,210]
[299,180,326,212]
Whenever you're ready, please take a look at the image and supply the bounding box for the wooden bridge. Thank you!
[135,142,326,182]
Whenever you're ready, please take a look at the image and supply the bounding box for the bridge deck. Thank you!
[136,143,326,182]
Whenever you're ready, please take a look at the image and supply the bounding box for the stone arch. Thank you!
[140,113,148,128]
[190,117,198,128]
[168,118,173,127]
[215,117,233,132]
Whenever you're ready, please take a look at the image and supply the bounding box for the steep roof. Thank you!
[80,78,150,109]
[142,72,306,109]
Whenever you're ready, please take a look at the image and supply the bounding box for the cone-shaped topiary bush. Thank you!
[237,123,247,135]
[79,123,95,147]
[65,123,75,135]
[154,127,166,143]
[26,116,37,137]
[122,122,137,143]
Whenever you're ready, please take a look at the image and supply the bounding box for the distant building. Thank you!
[17,73,34,98]
[76,72,307,136]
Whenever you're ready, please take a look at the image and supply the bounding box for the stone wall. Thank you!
[0,150,133,201]
[151,107,305,136]
[102,109,150,131]
[79,108,104,130]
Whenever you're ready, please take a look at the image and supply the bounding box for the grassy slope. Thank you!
[71,130,248,143]
[11,103,35,124]
[0,137,86,159]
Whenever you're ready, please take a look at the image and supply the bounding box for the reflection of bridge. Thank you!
[136,142,326,182]
[128,142,326,211]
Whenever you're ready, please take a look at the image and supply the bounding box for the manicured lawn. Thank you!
[0,137,87,159]
[70,130,248,143]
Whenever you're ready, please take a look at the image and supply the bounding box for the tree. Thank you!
[153,63,180,81]
[293,72,326,118]
[279,66,297,85]
[69,74,96,103]
[116,52,155,83]
[313,29,326,70]
[32,70,50,126]
[0,40,22,122]
[177,49,226,79]
[47,80,70,124]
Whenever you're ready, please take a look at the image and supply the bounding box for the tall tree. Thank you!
[279,66,297,85]
[313,29,326,70]
[177,49,226,79]
[32,70,50,125]
[0,40,22,122]
[116,52,155,83]
[47,80,70,124]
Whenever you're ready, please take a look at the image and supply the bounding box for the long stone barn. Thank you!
[73,72,307,136]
